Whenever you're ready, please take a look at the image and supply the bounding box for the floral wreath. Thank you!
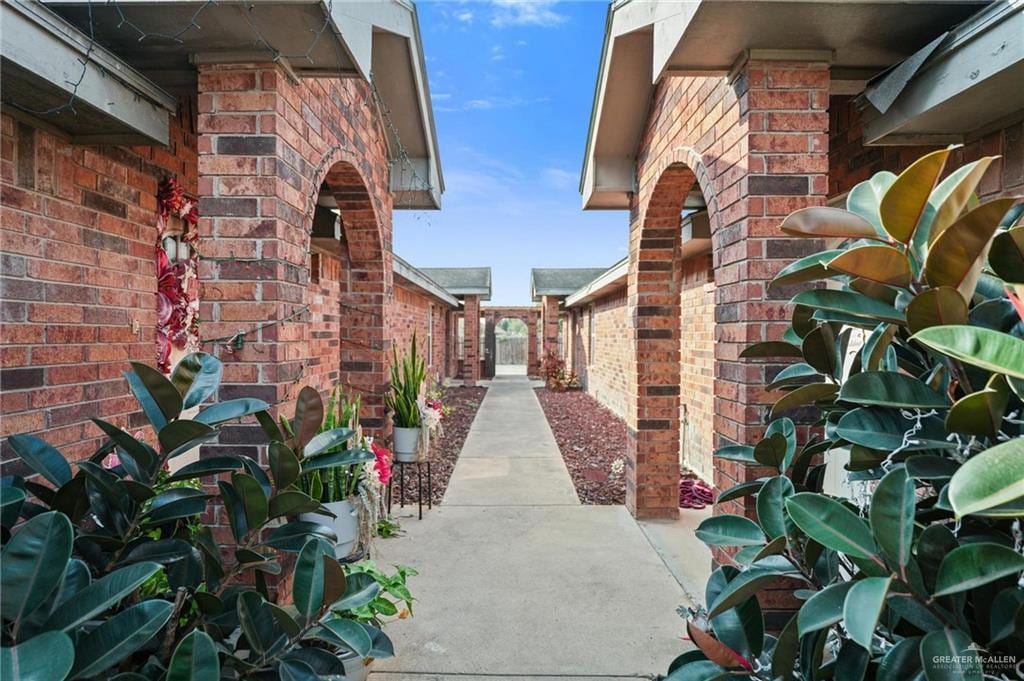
[156,177,200,374]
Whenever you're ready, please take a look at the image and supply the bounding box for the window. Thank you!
[457,316,465,360]
[427,304,434,367]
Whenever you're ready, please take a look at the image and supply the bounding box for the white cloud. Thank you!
[490,45,505,61]
[542,167,576,189]
[454,10,474,23]
[431,93,452,101]
[436,95,545,112]
[490,0,567,28]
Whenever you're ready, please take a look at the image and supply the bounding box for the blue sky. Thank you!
[393,0,626,306]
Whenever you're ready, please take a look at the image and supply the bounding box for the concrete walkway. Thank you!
[372,375,693,680]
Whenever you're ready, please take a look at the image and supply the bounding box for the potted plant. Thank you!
[386,333,427,462]
[328,560,418,681]
[1,352,400,678]
[662,150,1024,679]
[290,387,374,559]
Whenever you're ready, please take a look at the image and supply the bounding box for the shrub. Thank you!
[667,149,1024,680]
[1,352,396,679]
[386,334,427,428]
[541,350,578,392]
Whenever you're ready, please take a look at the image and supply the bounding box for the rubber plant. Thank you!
[665,149,1024,680]
[1,352,392,679]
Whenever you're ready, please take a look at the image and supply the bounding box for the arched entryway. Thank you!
[627,148,719,519]
[309,156,391,434]
[481,307,539,378]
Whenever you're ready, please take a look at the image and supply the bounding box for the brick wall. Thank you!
[197,64,394,443]
[0,98,198,466]
[302,248,347,396]
[679,254,715,483]
[829,95,1024,201]
[391,281,452,387]
[629,60,830,521]
[571,289,630,421]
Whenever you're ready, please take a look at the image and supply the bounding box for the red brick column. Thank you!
[540,295,560,360]
[526,311,539,376]
[196,62,392,439]
[462,295,480,385]
[627,59,830,520]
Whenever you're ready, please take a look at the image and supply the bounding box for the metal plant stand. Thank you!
[387,460,432,520]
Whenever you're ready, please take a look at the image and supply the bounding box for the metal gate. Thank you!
[484,317,496,379]
[496,335,527,365]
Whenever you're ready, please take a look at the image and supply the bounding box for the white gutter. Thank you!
[393,255,460,308]
[565,257,628,308]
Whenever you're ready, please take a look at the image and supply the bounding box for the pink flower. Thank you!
[372,441,392,486]
[102,452,121,470]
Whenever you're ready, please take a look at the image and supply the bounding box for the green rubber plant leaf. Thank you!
[926,157,996,247]
[1,630,74,681]
[842,576,891,650]
[920,628,982,681]
[70,599,174,679]
[797,580,855,637]
[167,630,219,681]
[990,226,1024,284]
[802,324,838,377]
[664,660,728,681]
[785,493,879,560]
[770,614,799,680]
[924,198,1018,302]
[707,565,798,618]
[167,456,244,482]
[860,323,898,372]
[194,398,270,426]
[847,170,896,236]
[694,515,766,547]
[912,325,1024,380]
[948,438,1024,518]
[302,427,356,458]
[268,491,321,519]
[839,371,948,409]
[756,418,797,472]
[316,617,374,658]
[756,476,794,540]
[705,567,764,659]
[667,650,709,676]
[880,147,952,244]
[0,511,73,629]
[877,636,923,681]
[933,543,1024,597]
[834,641,871,680]
[263,521,337,552]
[767,363,821,390]
[906,286,969,335]
[739,341,803,359]
[869,467,915,568]
[836,408,956,451]
[713,445,756,463]
[127,362,183,429]
[293,386,325,452]
[170,352,224,410]
[770,382,835,419]
[791,289,906,324]
[299,448,374,475]
[989,587,1024,644]
[269,443,301,489]
[44,562,161,633]
[294,538,328,622]
[158,420,218,459]
[6,434,72,488]
[330,572,381,612]
[780,206,884,240]
[279,659,318,681]
[716,480,766,503]
[121,539,193,566]
[826,244,912,287]
[236,591,282,657]
[686,619,751,671]
[143,488,208,525]
[232,472,269,532]
[769,249,846,290]
[945,374,1010,437]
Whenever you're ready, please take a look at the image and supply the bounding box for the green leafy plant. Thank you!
[2,352,393,678]
[666,149,1024,680]
[385,334,427,428]
[342,560,418,625]
[291,386,372,503]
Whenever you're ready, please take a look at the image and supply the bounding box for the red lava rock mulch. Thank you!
[535,387,627,505]
[391,386,487,506]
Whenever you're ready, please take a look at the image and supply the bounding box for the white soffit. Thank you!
[581,0,990,211]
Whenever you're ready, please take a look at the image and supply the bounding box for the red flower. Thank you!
[371,441,392,485]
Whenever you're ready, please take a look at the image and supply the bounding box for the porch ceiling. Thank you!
[45,0,443,209]
[581,0,990,210]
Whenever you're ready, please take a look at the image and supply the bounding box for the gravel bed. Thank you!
[535,387,627,505]
[390,386,487,506]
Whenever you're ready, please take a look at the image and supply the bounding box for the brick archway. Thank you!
[482,307,539,377]
[321,157,392,434]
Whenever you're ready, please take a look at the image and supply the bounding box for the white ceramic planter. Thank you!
[299,499,358,559]
[341,652,371,681]
[392,426,421,463]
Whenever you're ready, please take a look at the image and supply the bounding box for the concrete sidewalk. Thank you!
[373,375,693,680]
